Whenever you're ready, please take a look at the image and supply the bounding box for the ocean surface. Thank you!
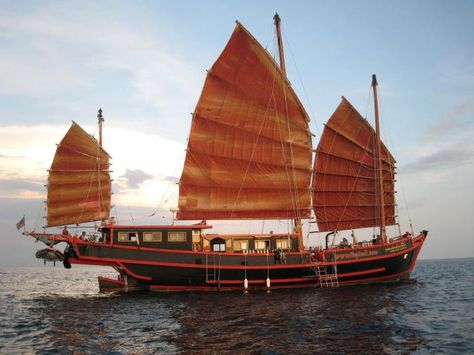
[0,258,473,354]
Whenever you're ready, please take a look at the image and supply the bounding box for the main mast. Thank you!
[273,13,287,78]
[372,74,387,244]
[273,13,304,251]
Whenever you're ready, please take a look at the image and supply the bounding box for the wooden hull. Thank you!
[67,231,427,292]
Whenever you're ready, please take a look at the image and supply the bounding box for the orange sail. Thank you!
[47,122,111,227]
[313,98,396,232]
[177,22,313,220]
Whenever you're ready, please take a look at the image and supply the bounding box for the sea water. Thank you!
[0,258,473,354]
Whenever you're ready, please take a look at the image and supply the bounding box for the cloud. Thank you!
[447,97,474,118]
[120,169,153,189]
[425,98,474,140]
[0,4,202,133]
[0,178,44,199]
[400,145,474,174]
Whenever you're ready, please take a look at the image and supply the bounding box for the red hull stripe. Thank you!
[75,255,309,270]
[338,266,386,278]
[206,277,315,285]
[205,267,386,285]
[117,262,152,281]
[339,270,410,285]
[98,276,125,286]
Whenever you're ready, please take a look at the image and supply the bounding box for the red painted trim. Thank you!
[408,237,425,272]
[76,254,308,270]
[206,277,315,285]
[205,267,385,285]
[338,267,386,278]
[339,270,410,285]
[116,262,152,281]
[98,276,125,286]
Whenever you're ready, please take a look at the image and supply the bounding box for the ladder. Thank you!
[205,252,221,288]
[314,264,339,288]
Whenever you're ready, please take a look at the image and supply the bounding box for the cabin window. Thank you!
[143,232,162,242]
[233,240,249,252]
[212,243,226,252]
[168,231,187,242]
[255,240,270,251]
[276,239,290,250]
[118,231,138,242]
[211,238,226,252]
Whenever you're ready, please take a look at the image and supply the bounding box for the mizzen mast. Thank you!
[371,74,387,244]
[98,108,104,147]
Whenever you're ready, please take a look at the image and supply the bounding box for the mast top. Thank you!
[372,74,378,87]
[273,12,287,78]
[273,12,281,25]
[97,108,104,147]
[97,108,104,123]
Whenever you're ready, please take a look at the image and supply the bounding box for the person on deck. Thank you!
[62,226,69,236]
[340,237,349,248]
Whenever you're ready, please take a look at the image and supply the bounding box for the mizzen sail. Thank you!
[177,22,312,220]
[47,122,111,227]
[313,98,396,232]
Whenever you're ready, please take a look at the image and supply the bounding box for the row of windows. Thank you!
[117,231,187,243]
[212,238,291,252]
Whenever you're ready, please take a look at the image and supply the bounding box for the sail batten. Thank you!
[46,122,111,227]
[313,98,396,232]
[178,22,312,220]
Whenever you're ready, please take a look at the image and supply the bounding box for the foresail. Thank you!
[313,98,396,232]
[178,22,313,220]
[47,122,111,227]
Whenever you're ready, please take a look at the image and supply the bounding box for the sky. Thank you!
[0,0,473,266]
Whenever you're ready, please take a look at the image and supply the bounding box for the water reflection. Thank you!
[164,284,421,354]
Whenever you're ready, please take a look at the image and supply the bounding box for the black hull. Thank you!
[68,232,427,292]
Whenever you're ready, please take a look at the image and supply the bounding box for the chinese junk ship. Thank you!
[22,15,427,292]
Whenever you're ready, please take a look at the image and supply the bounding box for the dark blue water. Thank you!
[0,259,473,354]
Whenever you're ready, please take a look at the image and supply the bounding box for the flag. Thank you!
[16,216,25,230]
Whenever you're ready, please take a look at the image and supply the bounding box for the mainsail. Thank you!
[313,97,396,232]
[177,22,313,220]
[47,122,111,227]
